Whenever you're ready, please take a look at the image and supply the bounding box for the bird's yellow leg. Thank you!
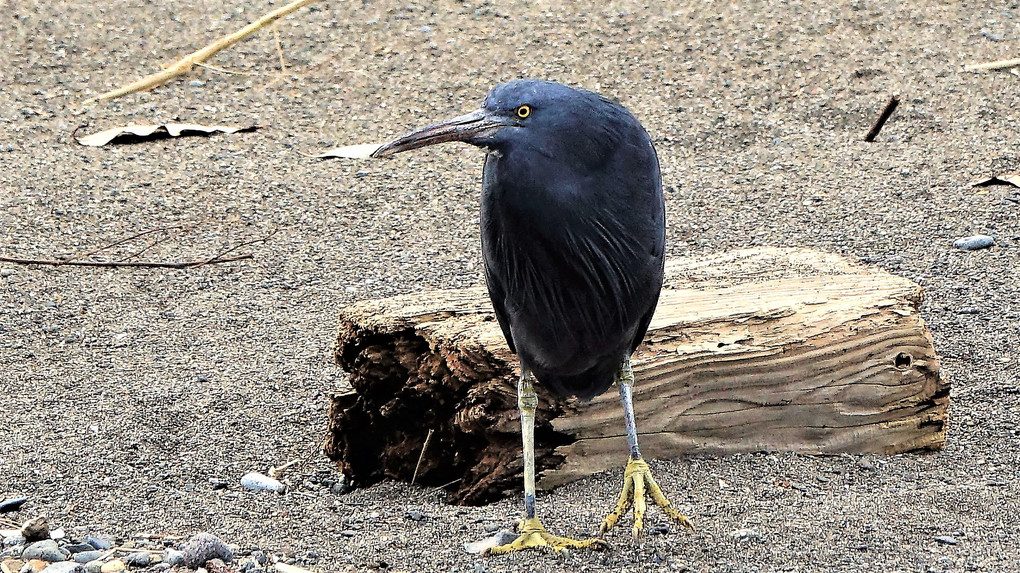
[599,457,695,537]
[487,371,606,555]
[599,357,696,538]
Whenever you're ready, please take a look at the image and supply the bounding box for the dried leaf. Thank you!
[76,123,258,146]
[970,171,1020,188]
[315,143,385,159]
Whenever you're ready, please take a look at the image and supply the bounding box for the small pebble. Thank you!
[189,80,204,87]
[40,563,83,573]
[20,520,49,543]
[239,473,284,494]
[728,528,763,542]
[161,550,184,567]
[22,560,46,573]
[0,500,28,514]
[934,535,959,545]
[99,560,124,573]
[980,29,1004,42]
[61,546,92,556]
[953,234,995,250]
[83,540,111,553]
[649,524,670,535]
[70,554,102,565]
[405,510,423,522]
[3,535,26,549]
[463,531,517,555]
[22,541,63,563]
[121,553,149,568]
[0,269,15,278]
[180,533,232,568]
[1,560,22,573]
[83,562,102,573]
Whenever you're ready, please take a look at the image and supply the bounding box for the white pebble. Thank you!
[953,234,995,250]
[240,472,285,493]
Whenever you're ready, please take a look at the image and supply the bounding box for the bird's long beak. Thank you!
[371,109,510,158]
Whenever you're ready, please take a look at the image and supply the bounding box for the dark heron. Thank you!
[371,79,693,553]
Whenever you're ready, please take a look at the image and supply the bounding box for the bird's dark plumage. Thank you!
[374,79,665,400]
[477,80,664,399]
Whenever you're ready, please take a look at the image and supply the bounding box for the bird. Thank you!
[370,79,694,554]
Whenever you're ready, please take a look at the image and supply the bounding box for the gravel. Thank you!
[2,0,1019,572]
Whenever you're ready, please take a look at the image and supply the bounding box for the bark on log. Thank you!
[324,247,948,505]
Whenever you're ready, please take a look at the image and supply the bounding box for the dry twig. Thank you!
[83,0,316,105]
[0,227,276,269]
[864,94,900,142]
[0,255,253,269]
[410,429,435,487]
[964,57,1020,71]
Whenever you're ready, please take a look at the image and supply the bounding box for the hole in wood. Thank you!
[894,352,912,368]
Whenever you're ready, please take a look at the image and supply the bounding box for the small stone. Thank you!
[121,553,149,568]
[953,234,995,250]
[61,546,92,556]
[0,550,20,561]
[239,473,284,494]
[83,562,102,573]
[148,565,171,573]
[99,560,124,573]
[43,532,61,543]
[482,524,499,533]
[180,533,232,568]
[205,559,231,573]
[161,550,183,567]
[40,563,83,573]
[934,535,959,545]
[21,560,45,573]
[728,528,763,542]
[404,510,423,522]
[210,480,228,491]
[22,541,63,563]
[3,535,26,549]
[649,524,670,535]
[857,459,876,471]
[0,500,28,514]
[1,560,21,573]
[83,540,111,553]
[70,554,102,565]
[20,521,49,544]
[463,531,517,555]
[189,80,204,87]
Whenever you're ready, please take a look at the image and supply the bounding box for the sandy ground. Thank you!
[2,1,1019,572]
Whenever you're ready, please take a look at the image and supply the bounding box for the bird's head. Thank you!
[371,79,626,160]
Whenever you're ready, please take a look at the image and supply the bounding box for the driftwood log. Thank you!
[324,247,948,505]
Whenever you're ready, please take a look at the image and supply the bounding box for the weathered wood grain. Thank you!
[324,248,947,504]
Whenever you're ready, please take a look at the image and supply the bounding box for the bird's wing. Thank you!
[483,262,517,354]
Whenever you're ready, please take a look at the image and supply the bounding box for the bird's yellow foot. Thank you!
[486,517,607,555]
[600,458,695,538]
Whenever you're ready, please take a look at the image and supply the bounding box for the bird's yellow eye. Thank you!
[516,105,531,119]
